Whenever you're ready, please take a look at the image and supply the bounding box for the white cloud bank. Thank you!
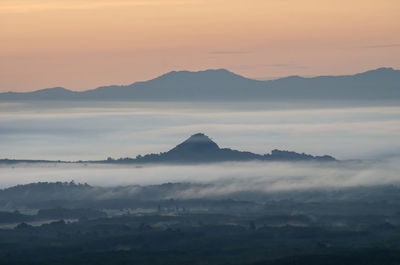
[1,159,399,195]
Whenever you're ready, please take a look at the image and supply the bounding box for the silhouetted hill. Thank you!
[1,86,78,100]
[0,133,336,164]
[81,69,265,100]
[0,182,93,204]
[130,133,335,163]
[166,133,220,158]
[1,67,399,101]
[266,67,400,99]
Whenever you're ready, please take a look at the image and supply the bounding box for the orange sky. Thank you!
[1,0,399,92]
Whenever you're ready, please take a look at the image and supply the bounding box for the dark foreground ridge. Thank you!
[1,181,400,265]
[0,133,336,164]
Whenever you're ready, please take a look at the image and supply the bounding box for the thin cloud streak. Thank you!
[0,0,202,13]
[209,50,251,55]
[362,43,400,49]
[231,63,309,70]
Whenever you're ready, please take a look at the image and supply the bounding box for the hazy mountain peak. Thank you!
[184,133,217,145]
[273,75,305,82]
[35,87,71,93]
[357,67,397,76]
[153,68,246,81]
[168,133,220,154]
[373,67,395,72]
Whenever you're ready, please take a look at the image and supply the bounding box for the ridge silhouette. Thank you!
[0,133,336,164]
[132,133,336,163]
[1,67,399,100]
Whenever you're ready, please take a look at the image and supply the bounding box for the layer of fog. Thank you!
[1,160,399,198]
[1,100,399,161]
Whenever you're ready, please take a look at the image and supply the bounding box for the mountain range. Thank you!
[1,67,399,101]
[1,133,336,164]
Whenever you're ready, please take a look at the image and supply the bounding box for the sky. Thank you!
[1,0,399,92]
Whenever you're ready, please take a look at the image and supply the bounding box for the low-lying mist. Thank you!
[1,159,399,199]
[1,100,399,200]
[1,101,400,161]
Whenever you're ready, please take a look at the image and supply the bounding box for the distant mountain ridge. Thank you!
[1,67,399,101]
[0,133,336,164]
